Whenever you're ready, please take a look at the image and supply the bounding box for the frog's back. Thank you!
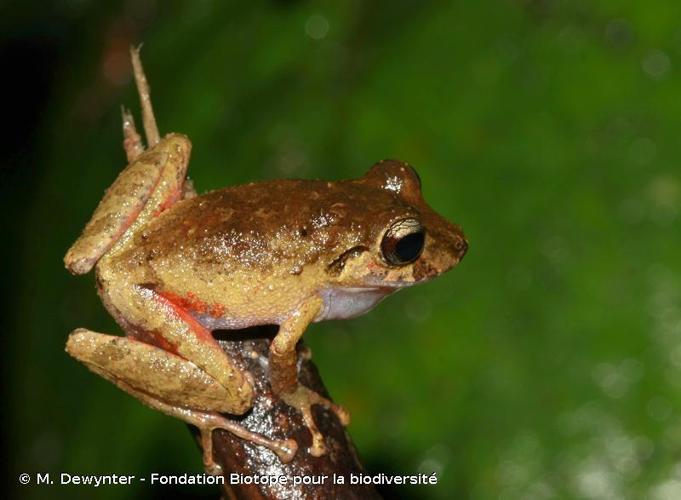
[117,178,400,280]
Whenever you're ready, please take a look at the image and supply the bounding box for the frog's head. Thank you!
[328,160,468,291]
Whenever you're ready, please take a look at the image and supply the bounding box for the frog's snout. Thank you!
[453,233,468,262]
[437,221,467,266]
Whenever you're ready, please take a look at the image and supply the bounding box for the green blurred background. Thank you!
[4,1,681,499]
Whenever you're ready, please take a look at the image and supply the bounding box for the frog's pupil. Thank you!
[394,231,424,263]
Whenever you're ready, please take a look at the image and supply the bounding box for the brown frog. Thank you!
[64,47,468,475]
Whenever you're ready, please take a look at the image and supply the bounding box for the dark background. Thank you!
[4,1,681,499]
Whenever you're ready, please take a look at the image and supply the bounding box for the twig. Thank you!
[192,326,381,499]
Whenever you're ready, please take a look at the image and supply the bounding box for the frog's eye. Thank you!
[381,218,425,266]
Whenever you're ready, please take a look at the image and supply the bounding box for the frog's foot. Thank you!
[193,410,298,473]
[279,384,350,457]
[129,45,160,146]
[65,329,297,473]
[111,382,298,475]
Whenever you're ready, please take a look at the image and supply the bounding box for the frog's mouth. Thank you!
[340,285,400,292]
[360,273,424,289]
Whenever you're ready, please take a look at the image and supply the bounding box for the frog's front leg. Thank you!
[269,296,350,457]
[66,329,297,474]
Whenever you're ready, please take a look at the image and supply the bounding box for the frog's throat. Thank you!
[316,287,394,321]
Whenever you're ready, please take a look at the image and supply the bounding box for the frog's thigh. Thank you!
[109,285,254,413]
[66,329,297,472]
[66,328,243,413]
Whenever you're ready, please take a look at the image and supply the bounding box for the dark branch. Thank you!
[191,326,380,499]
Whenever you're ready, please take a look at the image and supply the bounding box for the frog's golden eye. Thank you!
[381,218,425,266]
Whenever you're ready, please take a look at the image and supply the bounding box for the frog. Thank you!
[64,47,468,475]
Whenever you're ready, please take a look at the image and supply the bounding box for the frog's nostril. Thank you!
[454,236,468,260]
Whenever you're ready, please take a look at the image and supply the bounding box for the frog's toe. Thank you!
[280,384,350,457]
[203,457,224,477]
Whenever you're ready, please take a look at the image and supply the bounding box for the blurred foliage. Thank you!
[5,0,681,499]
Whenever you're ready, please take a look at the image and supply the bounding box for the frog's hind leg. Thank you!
[63,132,191,275]
[104,284,256,410]
[182,177,198,199]
[64,48,192,275]
[122,107,144,162]
[65,329,297,474]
